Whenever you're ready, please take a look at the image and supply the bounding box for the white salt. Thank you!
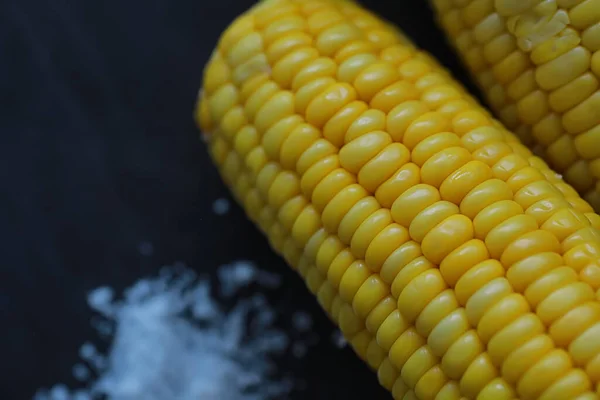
[32,261,312,400]
[332,330,348,349]
[291,311,313,333]
[212,198,231,215]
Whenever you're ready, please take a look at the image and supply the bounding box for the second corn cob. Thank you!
[197,0,600,398]
[430,0,600,212]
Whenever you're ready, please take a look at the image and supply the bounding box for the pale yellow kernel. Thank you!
[582,23,600,51]
[371,81,419,113]
[337,53,378,83]
[569,0,600,30]
[265,31,313,64]
[549,72,599,113]
[473,12,504,44]
[535,46,592,91]
[358,143,411,193]
[564,91,600,134]
[316,22,364,57]
[322,101,369,148]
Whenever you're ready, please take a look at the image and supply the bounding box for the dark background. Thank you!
[1,1,478,398]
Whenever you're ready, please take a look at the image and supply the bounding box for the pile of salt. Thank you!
[33,261,315,400]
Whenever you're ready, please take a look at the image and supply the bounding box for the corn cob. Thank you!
[196,0,600,398]
[429,0,600,213]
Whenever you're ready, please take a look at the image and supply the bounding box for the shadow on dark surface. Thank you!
[1,0,478,398]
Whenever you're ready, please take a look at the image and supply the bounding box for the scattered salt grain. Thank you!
[291,311,313,333]
[32,261,316,400]
[332,330,347,349]
[212,198,231,215]
[72,364,90,382]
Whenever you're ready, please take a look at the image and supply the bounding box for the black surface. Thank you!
[1,1,477,399]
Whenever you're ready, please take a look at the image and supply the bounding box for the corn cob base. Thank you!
[197,0,600,398]
[430,0,600,212]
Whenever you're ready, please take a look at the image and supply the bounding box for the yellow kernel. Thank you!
[338,196,380,244]
[461,179,514,220]
[266,31,313,64]
[422,214,474,265]
[365,223,410,273]
[441,330,484,380]
[399,58,432,82]
[569,0,600,30]
[306,8,345,35]
[389,328,425,370]
[353,275,389,319]
[415,289,460,337]
[440,160,493,205]
[272,47,320,89]
[353,62,400,102]
[315,22,363,57]
[377,309,410,352]
[440,239,490,287]
[466,278,514,327]
[517,349,573,399]
[291,205,321,246]
[409,201,460,244]
[358,143,411,193]
[371,81,419,113]
[530,30,581,65]
[380,45,413,65]
[339,260,371,303]
[323,101,368,147]
[473,12,504,44]
[291,57,337,91]
[474,200,524,240]
[300,154,339,198]
[351,209,392,259]
[345,109,387,143]
[327,249,354,289]
[367,296,397,336]
[320,184,365,233]
[488,313,544,367]
[483,33,516,64]
[492,51,530,85]
[564,90,600,135]
[414,366,448,399]
[582,23,600,51]
[401,346,438,389]
[477,378,516,400]
[254,91,295,133]
[311,168,355,212]
[526,266,579,309]
[386,101,431,143]
[227,31,263,68]
[455,259,506,306]
[339,131,392,174]
[398,269,448,322]
[506,70,537,101]
[337,53,378,83]
[391,184,441,228]
[306,82,357,128]
[391,256,435,298]
[452,109,493,136]
[478,293,531,344]
[421,147,473,188]
[460,353,497,398]
[502,334,554,384]
[411,132,462,167]
[375,162,421,209]
[535,46,591,91]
